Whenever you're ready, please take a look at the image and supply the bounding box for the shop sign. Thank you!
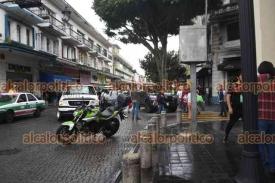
[8,64,31,73]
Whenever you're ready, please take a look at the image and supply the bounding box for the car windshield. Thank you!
[0,94,18,103]
[66,86,96,95]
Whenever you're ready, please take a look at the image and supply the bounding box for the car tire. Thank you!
[34,108,41,118]
[5,111,14,123]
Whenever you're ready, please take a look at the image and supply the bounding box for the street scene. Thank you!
[0,0,275,183]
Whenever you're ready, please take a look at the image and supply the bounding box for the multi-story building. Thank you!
[112,44,135,83]
[209,0,240,103]
[0,0,117,93]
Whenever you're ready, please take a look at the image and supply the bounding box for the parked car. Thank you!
[57,85,99,121]
[144,92,178,113]
[0,93,46,123]
[144,93,158,113]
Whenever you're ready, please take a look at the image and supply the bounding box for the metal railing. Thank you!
[211,3,239,17]
[30,9,65,33]
[103,67,111,73]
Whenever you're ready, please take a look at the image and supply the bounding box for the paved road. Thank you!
[0,107,148,183]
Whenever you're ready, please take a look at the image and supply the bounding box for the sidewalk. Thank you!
[154,121,275,183]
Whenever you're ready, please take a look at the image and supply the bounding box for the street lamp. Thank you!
[62,6,71,22]
[234,0,266,182]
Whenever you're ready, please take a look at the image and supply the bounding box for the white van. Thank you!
[57,85,99,121]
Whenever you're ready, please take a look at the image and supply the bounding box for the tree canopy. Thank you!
[140,51,187,83]
[93,0,221,80]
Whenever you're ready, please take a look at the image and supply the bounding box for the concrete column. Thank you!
[140,130,152,169]
[148,122,158,168]
[152,114,160,133]
[160,111,167,133]
[122,153,140,183]
[176,108,182,123]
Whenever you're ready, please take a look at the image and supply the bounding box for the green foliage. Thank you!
[140,51,187,82]
[94,0,221,80]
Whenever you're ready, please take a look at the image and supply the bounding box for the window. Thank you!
[18,94,27,103]
[27,94,37,102]
[77,30,84,42]
[71,47,75,60]
[53,40,58,55]
[26,29,30,46]
[103,49,107,57]
[46,38,50,52]
[96,44,101,53]
[88,38,94,48]
[227,22,240,41]
[16,25,21,43]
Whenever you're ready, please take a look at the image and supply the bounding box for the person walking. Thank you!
[223,72,243,143]
[131,91,141,121]
[257,61,275,176]
[217,84,227,117]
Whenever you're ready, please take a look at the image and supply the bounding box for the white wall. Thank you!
[254,0,275,67]
[0,9,5,42]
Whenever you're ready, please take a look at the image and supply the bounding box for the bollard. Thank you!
[152,114,160,133]
[122,152,140,183]
[160,111,167,133]
[148,122,158,168]
[177,108,182,123]
[140,130,152,169]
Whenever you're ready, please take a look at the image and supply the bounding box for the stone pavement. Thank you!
[154,121,275,183]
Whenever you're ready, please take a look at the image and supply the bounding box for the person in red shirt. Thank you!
[257,61,275,176]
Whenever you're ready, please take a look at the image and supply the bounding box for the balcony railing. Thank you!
[78,37,93,49]
[103,67,111,73]
[211,3,239,17]
[30,9,65,33]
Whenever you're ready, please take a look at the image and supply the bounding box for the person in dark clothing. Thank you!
[157,90,165,113]
[223,73,243,143]
[217,84,227,117]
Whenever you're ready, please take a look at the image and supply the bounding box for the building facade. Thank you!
[209,0,240,103]
[112,45,135,83]
[0,0,126,94]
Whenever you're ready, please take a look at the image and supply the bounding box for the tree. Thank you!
[93,0,221,81]
[140,51,187,83]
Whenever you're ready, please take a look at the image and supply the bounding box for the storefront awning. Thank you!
[0,42,57,62]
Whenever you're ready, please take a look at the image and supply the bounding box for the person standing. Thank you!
[217,84,227,117]
[257,61,275,175]
[223,73,243,143]
[131,91,141,121]
[157,90,165,113]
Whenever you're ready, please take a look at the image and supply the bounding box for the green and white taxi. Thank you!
[0,93,46,123]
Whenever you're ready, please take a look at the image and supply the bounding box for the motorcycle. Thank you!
[56,94,128,145]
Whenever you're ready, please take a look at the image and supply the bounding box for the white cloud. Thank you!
[66,0,179,76]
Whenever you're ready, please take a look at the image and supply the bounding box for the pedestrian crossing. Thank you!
[182,112,229,122]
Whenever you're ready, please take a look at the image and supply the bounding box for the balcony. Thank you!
[0,3,44,25]
[103,67,111,73]
[30,9,66,36]
[77,37,92,51]
[210,3,239,23]
[61,28,81,45]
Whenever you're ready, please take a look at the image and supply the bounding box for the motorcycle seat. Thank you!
[100,106,115,118]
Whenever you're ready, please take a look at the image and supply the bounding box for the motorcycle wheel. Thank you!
[56,126,77,145]
[101,119,120,138]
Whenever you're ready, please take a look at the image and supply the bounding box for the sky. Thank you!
[66,0,179,75]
